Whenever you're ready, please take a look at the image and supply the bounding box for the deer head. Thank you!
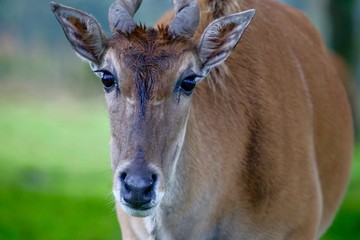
[51,0,255,217]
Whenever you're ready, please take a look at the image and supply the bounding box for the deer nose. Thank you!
[119,171,157,209]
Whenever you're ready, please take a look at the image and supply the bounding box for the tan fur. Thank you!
[49,0,353,238]
[109,26,196,100]
[111,0,353,239]
[52,0,352,237]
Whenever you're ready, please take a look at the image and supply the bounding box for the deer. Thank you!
[50,0,353,239]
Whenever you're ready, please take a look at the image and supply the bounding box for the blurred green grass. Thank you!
[0,99,359,239]
[0,100,121,239]
[322,143,360,240]
[1,0,359,238]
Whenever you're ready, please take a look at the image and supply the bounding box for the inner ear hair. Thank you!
[51,2,108,64]
[197,9,256,71]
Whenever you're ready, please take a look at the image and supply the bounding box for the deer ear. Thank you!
[50,2,107,64]
[197,9,255,72]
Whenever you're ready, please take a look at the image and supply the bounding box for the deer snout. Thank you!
[119,169,158,210]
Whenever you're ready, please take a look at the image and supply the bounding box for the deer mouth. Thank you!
[119,198,160,217]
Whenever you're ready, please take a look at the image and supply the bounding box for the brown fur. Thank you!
[114,0,352,239]
[206,0,241,18]
[53,0,353,239]
[109,26,195,101]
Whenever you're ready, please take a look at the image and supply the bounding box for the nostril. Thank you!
[151,173,157,182]
[144,174,157,195]
[120,172,131,192]
[144,186,152,195]
[120,172,127,182]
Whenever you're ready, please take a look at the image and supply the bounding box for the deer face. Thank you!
[51,0,255,217]
[102,30,200,217]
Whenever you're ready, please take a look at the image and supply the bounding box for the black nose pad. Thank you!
[119,171,157,209]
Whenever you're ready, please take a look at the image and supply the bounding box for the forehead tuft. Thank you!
[109,25,196,62]
[108,25,197,101]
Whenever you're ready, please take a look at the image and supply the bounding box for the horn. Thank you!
[169,0,200,37]
[108,0,142,33]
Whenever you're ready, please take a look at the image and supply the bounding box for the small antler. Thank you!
[169,0,200,37]
[108,0,142,33]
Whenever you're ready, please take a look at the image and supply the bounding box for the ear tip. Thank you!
[189,2,199,9]
[232,9,256,22]
[249,9,256,16]
[244,9,256,18]
[50,2,60,12]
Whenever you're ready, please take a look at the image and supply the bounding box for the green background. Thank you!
[0,0,359,239]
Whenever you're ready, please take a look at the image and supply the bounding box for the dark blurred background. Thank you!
[0,0,359,239]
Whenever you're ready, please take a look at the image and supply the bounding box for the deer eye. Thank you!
[179,75,197,95]
[94,70,117,91]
